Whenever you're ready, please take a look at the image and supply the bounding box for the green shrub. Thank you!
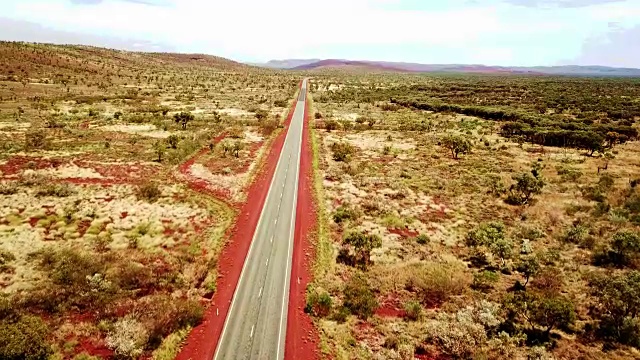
[343,274,378,319]
[330,142,356,162]
[561,224,589,245]
[404,300,423,321]
[342,231,382,270]
[472,270,499,291]
[332,204,360,224]
[305,290,332,317]
[415,234,430,245]
[506,172,545,205]
[0,315,52,360]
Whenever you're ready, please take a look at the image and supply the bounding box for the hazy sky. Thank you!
[0,0,639,67]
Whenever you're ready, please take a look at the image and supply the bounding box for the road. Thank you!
[213,79,308,360]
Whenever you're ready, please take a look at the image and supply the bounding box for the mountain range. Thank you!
[259,59,640,76]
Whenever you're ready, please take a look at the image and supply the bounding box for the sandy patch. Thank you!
[244,130,264,143]
[219,108,253,117]
[98,124,173,138]
[38,164,104,179]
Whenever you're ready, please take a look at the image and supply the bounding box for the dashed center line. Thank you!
[258,287,263,298]
[250,325,255,338]
[266,258,269,267]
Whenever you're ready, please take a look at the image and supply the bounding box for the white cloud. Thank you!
[0,0,639,66]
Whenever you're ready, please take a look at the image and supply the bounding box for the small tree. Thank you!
[343,231,382,270]
[517,256,541,286]
[506,172,545,205]
[530,295,576,336]
[153,140,166,162]
[232,141,244,158]
[590,271,640,346]
[167,134,180,149]
[610,230,640,266]
[441,134,472,159]
[173,112,194,130]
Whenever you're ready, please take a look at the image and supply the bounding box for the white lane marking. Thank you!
[217,308,219,316]
[213,81,301,360]
[270,235,274,243]
[250,325,255,338]
[266,258,269,267]
[274,219,278,225]
[258,287,263,298]
[276,78,306,360]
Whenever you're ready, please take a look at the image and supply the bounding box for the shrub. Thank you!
[305,290,332,317]
[561,224,589,245]
[136,182,162,202]
[153,140,166,162]
[415,234,430,245]
[0,315,52,360]
[333,204,360,224]
[517,256,541,286]
[24,128,48,150]
[167,134,180,149]
[504,292,576,341]
[173,112,194,130]
[0,249,16,274]
[472,270,499,292]
[404,300,423,321]
[406,261,469,306]
[324,119,339,132]
[342,231,382,270]
[106,315,148,358]
[343,274,378,319]
[441,134,472,159]
[506,172,545,205]
[0,183,18,195]
[135,295,204,348]
[35,183,73,197]
[466,222,506,247]
[426,301,501,358]
[330,142,355,162]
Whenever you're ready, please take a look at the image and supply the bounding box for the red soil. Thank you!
[285,83,320,360]
[375,294,406,318]
[388,227,419,239]
[175,84,301,360]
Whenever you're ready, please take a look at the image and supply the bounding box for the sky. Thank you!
[0,0,639,67]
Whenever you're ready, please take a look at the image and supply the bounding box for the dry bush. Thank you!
[24,128,49,150]
[136,182,162,202]
[405,260,470,307]
[134,295,204,348]
[106,315,148,358]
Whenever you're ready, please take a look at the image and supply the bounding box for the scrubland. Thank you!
[306,73,640,359]
[0,41,298,359]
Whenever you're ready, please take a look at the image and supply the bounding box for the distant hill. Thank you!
[258,58,640,76]
[0,41,249,80]
[262,59,321,69]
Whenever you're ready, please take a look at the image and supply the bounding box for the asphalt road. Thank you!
[213,79,308,360]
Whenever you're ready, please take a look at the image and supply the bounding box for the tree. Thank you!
[590,271,640,346]
[490,238,514,267]
[153,140,166,162]
[530,295,576,336]
[167,134,180,149]
[504,292,576,340]
[330,142,355,162]
[576,131,605,156]
[517,256,541,286]
[506,172,545,205]
[343,231,382,270]
[466,222,506,248]
[343,274,378,319]
[610,231,640,266]
[441,134,472,159]
[325,120,339,132]
[173,112,194,130]
[232,141,244,158]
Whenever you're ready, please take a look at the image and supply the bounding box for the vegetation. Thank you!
[308,72,640,359]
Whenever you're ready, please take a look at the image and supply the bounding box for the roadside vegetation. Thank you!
[0,41,299,359]
[307,73,640,359]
